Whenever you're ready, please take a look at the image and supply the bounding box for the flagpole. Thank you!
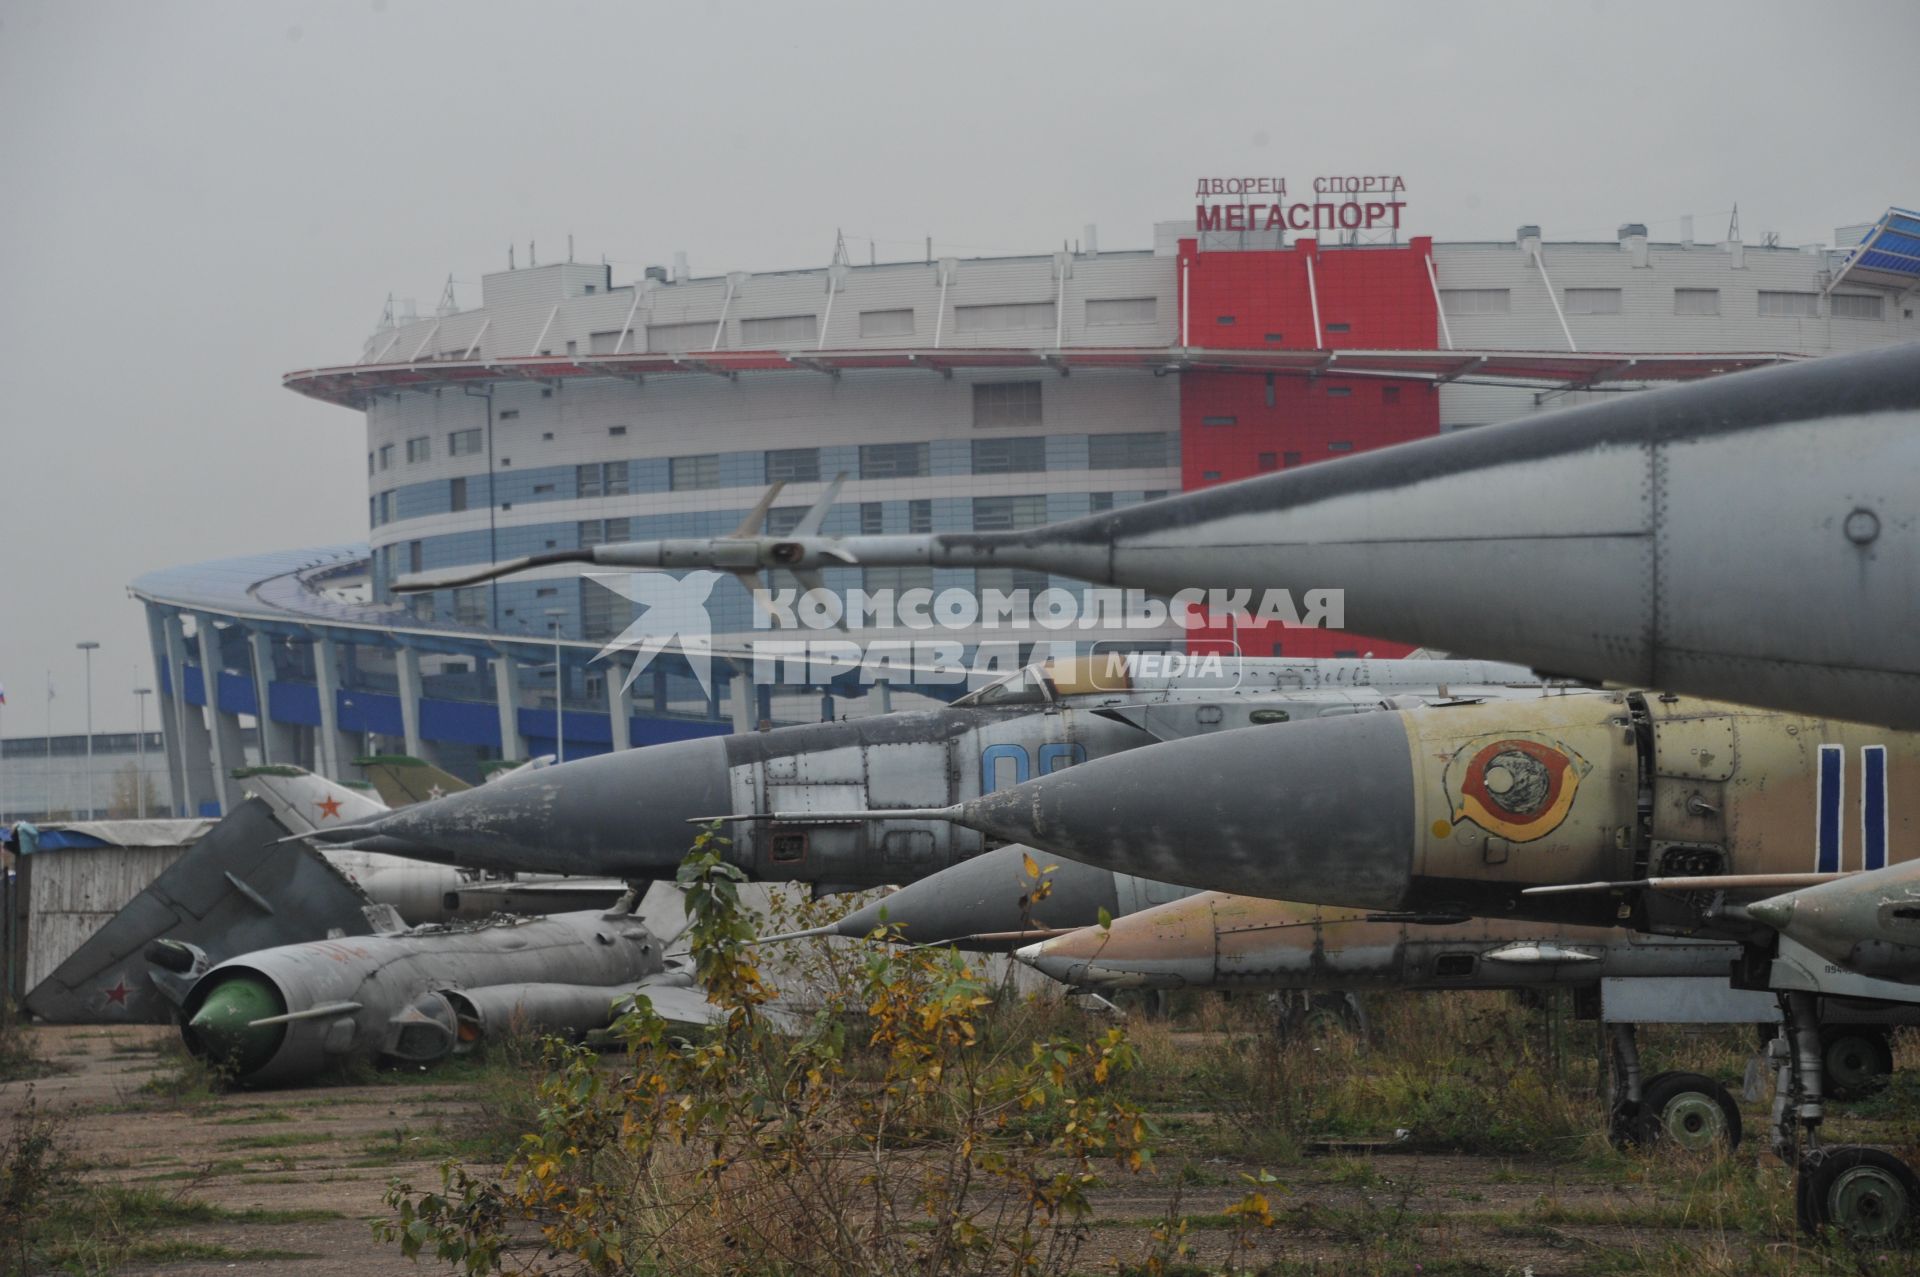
[45,671,54,822]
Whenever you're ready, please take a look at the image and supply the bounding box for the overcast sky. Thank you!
[2,0,1915,734]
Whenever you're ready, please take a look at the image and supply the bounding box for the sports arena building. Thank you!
[132,198,1920,816]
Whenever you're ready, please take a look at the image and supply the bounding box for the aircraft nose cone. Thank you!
[953,712,1420,911]
[829,845,1122,948]
[353,737,733,875]
[186,975,284,1078]
[1746,896,1795,932]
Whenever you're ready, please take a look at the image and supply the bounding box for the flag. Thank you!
[0,682,7,705]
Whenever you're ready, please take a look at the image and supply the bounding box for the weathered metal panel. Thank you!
[24,846,185,992]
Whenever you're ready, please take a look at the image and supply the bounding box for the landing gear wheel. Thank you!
[1821,1029,1894,1103]
[1276,993,1365,1042]
[1637,1071,1742,1153]
[1609,1070,1679,1149]
[1797,1147,1920,1243]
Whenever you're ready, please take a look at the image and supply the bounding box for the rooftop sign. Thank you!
[1194,175,1408,234]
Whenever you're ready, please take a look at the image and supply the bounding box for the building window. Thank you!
[588,330,628,355]
[766,447,821,483]
[1325,386,1352,397]
[409,594,434,621]
[408,541,422,573]
[740,314,820,346]
[1203,470,1222,480]
[1758,290,1820,318]
[862,565,934,594]
[608,425,627,437]
[1329,441,1354,452]
[1201,415,1237,427]
[954,301,1055,334]
[454,588,486,625]
[581,580,625,641]
[972,494,1048,531]
[647,320,718,352]
[378,443,393,470]
[498,409,520,420]
[449,476,468,512]
[1674,288,1720,316]
[579,518,632,548]
[1086,297,1156,325]
[1283,451,1302,467]
[542,431,555,441]
[971,435,1046,475]
[578,462,630,497]
[449,427,483,456]
[972,381,1043,428]
[1258,452,1278,471]
[1564,288,1622,315]
[975,567,1051,596]
[858,442,929,479]
[533,483,555,495]
[764,507,805,537]
[1325,321,1352,333]
[1264,332,1285,343]
[1088,432,1171,469]
[376,490,392,523]
[1088,491,1114,512]
[859,308,914,338]
[1439,288,1511,315]
[669,455,720,491]
[1382,385,1401,403]
[859,503,884,535]
[405,436,430,463]
[907,499,932,533]
[1833,293,1885,321]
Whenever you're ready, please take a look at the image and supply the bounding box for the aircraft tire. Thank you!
[1636,1071,1741,1153]
[1822,1028,1895,1103]
[1798,1146,1920,1244]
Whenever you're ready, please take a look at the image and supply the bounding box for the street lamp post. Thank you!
[76,641,99,819]
[133,687,153,819]
[545,609,566,764]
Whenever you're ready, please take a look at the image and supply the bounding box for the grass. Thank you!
[215,1129,336,1150]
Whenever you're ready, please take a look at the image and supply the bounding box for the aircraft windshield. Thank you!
[955,664,1056,707]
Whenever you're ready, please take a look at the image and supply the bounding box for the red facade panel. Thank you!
[1176,236,1441,659]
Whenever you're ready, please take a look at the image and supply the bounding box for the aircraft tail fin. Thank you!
[23,798,375,1025]
[354,755,473,807]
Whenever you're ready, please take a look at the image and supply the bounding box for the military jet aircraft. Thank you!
[398,343,1920,733]
[170,897,722,1087]
[767,688,1920,1233]
[304,657,1555,893]
[240,765,625,919]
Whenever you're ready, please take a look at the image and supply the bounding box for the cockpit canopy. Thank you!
[953,656,1133,707]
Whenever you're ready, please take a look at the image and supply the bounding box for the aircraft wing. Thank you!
[625,980,729,1029]
[23,798,376,1024]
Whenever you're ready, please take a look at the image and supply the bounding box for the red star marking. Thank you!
[103,979,131,1007]
[315,796,343,819]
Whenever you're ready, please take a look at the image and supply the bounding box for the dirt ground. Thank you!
[0,1021,1881,1276]
[5,1024,474,1276]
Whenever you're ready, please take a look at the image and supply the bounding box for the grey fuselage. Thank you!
[179,908,671,1086]
[316,658,1550,891]
[549,345,1920,731]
